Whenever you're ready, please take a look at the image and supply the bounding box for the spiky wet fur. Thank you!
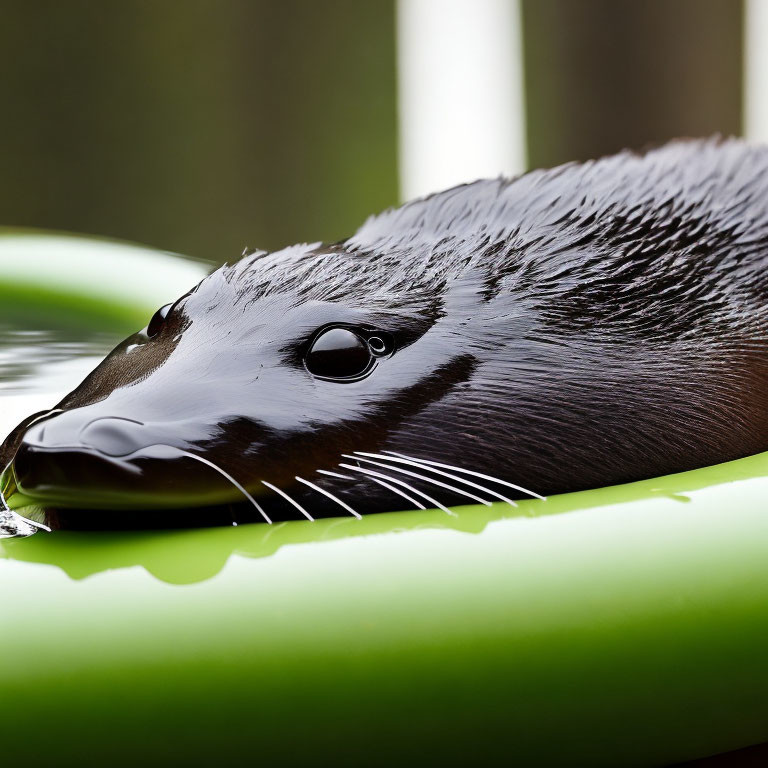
[6,137,768,528]
[222,137,768,496]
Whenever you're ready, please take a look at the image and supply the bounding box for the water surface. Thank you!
[0,322,122,535]
[0,324,120,436]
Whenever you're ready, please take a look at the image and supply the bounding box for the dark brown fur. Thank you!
[4,137,768,527]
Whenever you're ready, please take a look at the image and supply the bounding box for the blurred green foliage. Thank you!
[0,0,398,263]
[0,0,747,264]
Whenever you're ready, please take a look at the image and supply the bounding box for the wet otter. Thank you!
[3,137,768,530]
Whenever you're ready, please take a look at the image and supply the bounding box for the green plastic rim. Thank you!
[2,231,768,767]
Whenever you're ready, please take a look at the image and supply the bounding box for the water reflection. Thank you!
[0,326,117,436]
[0,327,110,387]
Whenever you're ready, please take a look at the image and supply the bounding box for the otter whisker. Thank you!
[261,480,314,522]
[318,467,428,511]
[366,477,427,511]
[341,454,492,507]
[338,463,455,516]
[382,451,545,500]
[17,514,51,532]
[175,449,272,524]
[316,469,356,481]
[295,476,361,520]
[354,451,518,508]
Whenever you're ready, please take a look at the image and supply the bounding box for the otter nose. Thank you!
[22,414,149,457]
[79,417,149,457]
[5,412,238,512]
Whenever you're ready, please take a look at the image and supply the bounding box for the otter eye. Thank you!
[146,303,172,338]
[306,327,373,381]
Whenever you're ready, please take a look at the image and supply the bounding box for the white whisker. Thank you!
[342,454,491,506]
[262,480,314,522]
[383,451,545,500]
[338,462,455,516]
[317,469,355,480]
[295,476,361,520]
[354,451,517,507]
[176,449,272,524]
[18,515,51,532]
[366,477,427,510]
[317,466,427,511]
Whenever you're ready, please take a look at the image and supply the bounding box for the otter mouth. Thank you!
[1,444,277,532]
[2,442,262,513]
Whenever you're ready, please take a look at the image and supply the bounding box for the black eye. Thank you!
[305,328,373,381]
[146,303,172,338]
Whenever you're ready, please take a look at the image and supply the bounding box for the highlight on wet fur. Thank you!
[3,137,768,531]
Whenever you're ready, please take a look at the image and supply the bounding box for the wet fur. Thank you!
[5,137,768,526]
[235,136,768,496]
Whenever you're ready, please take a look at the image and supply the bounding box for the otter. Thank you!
[2,137,768,531]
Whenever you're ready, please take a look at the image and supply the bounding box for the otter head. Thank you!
[0,237,491,528]
[5,139,768,529]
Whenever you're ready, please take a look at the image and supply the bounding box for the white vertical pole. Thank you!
[396,0,526,202]
[745,0,768,143]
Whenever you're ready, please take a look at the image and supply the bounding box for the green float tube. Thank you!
[1,230,768,767]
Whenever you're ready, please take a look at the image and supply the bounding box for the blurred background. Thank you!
[0,0,763,264]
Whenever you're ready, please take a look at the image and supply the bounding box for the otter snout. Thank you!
[23,414,151,456]
[10,413,147,508]
[80,417,154,456]
[3,411,244,513]
[12,433,141,502]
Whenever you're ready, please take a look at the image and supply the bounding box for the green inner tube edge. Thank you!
[0,279,152,335]
[4,240,768,766]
